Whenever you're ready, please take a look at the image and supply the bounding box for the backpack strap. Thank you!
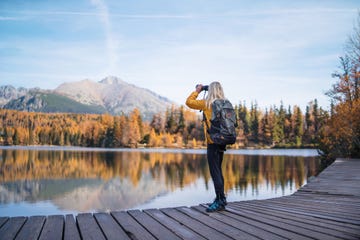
[202,111,210,134]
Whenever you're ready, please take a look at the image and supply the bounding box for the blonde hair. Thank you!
[206,81,225,109]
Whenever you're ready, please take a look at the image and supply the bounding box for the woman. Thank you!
[186,81,227,212]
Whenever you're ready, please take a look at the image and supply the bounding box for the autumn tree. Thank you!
[127,108,142,148]
[319,12,360,159]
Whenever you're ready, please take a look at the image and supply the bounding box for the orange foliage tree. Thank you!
[319,12,360,159]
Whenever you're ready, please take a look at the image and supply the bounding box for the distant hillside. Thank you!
[4,91,106,114]
[1,76,174,120]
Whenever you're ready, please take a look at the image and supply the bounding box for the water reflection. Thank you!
[0,148,320,216]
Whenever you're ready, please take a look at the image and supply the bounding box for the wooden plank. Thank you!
[161,207,234,240]
[301,159,360,197]
[144,208,206,240]
[238,201,360,238]
[128,209,182,240]
[94,212,130,240]
[242,200,360,234]
[39,215,64,240]
[63,214,81,240]
[192,205,286,240]
[111,211,156,240]
[267,197,360,217]
[77,213,105,240]
[0,217,26,240]
[289,193,360,206]
[0,217,8,228]
[222,207,312,240]
[15,216,45,240]
[177,206,259,240]
[230,203,354,240]
[245,199,360,225]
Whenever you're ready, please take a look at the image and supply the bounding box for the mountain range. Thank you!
[0,76,174,121]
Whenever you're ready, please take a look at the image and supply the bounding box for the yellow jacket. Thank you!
[186,91,213,144]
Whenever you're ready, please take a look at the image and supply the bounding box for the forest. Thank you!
[0,99,326,150]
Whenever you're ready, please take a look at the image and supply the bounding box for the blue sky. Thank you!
[0,0,359,110]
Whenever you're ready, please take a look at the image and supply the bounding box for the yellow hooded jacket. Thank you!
[186,91,213,144]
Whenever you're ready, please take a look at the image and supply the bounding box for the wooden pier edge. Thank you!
[0,158,359,240]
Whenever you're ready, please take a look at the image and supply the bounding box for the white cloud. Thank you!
[90,0,119,75]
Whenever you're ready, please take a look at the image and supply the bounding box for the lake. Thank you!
[0,147,320,217]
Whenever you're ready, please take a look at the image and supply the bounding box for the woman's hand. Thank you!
[196,84,203,93]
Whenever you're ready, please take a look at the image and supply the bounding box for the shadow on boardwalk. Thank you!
[0,158,359,240]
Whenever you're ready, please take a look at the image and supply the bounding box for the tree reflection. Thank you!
[0,149,321,207]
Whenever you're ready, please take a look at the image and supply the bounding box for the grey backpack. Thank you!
[206,99,237,145]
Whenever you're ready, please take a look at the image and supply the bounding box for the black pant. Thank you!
[207,144,226,199]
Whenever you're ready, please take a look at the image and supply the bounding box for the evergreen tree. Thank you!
[293,106,304,146]
[261,108,273,145]
[177,106,186,134]
[284,106,292,144]
[165,106,177,134]
[272,103,285,145]
[250,102,259,143]
[238,102,250,138]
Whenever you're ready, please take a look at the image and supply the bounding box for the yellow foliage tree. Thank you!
[320,12,360,158]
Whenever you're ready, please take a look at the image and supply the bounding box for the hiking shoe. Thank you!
[206,199,225,212]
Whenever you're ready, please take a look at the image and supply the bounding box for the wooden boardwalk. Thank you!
[0,158,359,240]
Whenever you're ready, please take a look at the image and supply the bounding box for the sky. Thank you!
[0,0,359,111]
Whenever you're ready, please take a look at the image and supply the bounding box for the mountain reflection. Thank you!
[0,148,320,213]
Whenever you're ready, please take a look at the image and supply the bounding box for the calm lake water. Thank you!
[0,147,320,217]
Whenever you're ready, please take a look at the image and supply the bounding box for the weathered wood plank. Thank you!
[111,211,156,240]
[239,201,360,238]
[0,217,8,228]
[63,214,81,240]
[15,216,45,240]
[230,203,356,240]
[249,200,360,225]
[0,217,27,240]
[144,208,206,240]
[177,206,259,240]
[288,193,360,206]
[94,212,130,240]
[77,213,105,240]
[223,207,312,240]
[269,197,360,217]
[192,205,286,240]
[161,207,234,240]
[242,200,360,235]
[300,159,360,197]
[39,215,64,240]
[128,209,182,240]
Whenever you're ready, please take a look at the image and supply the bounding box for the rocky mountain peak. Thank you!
[0,85,28,106]
[99,76,123,85]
